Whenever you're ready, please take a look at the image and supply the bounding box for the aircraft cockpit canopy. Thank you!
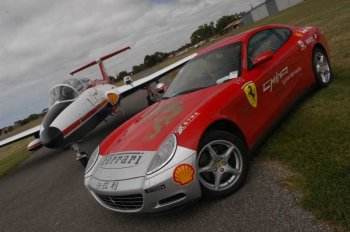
[49,78,89,107]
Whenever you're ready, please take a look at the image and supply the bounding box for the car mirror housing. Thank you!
[253,51,274,67]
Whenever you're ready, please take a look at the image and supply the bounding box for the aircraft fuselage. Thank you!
[40,84,117,149]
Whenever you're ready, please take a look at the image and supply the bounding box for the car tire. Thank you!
[312,47,332,88]
[196,130,249,198]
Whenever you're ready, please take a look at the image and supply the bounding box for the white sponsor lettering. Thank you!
[101,154,143,169]
[282,67,302,85]
[298,33,318,50]
[263,67,289,92]
[94,180,119,191]
[175,112,200,135]
[263,66,302,93]
[299,26,312,34]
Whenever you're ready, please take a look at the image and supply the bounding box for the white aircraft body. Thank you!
[0,47,196,166]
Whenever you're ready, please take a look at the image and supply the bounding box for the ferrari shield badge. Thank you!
[242,81,258,108]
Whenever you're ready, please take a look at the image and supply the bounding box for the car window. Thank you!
[247,28,291,69]
[163,42,242,98]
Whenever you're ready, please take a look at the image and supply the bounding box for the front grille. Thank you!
[96,193,143,210]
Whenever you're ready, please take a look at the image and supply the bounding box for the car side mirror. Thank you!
[253,51,274,67]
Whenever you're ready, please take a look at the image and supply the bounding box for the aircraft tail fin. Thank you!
[70,47,131,83]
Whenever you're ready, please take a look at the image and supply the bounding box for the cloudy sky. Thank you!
[0,0,264,128]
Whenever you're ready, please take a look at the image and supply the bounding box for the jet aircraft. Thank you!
[0,47,195,166]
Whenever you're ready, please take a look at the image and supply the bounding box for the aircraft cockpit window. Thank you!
[49,85,79,107]
[63,78,86,93]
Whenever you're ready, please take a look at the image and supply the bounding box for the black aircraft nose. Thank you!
[40,127,64,148]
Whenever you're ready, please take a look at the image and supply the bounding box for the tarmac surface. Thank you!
[0,90,333,232]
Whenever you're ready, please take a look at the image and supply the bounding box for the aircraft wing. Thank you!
[0,53,197,148]
[117,53,197,96]
[0,125,41,148]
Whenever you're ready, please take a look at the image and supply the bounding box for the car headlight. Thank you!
[147,134,177,175]
[85,146,100,173]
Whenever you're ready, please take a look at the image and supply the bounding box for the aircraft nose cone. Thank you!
[40,127,64,148]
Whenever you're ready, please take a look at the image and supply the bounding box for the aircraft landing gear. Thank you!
[145,83,162,106]
[71,143,89,167]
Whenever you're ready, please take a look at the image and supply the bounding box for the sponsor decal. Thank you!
[175,112,200,135]
[298,26,312,34]
[305,35,315,45]
[173,164,195,186]
[146,100,184,140]
[282,67,302,85]
[297,40,307,51]
[297,33,318,51]
[263,66,302,93]
[145,184,166,194]
[101,153,143,169]
[263,67,289,92]
[93,180,119,191]
[242,81,258,108]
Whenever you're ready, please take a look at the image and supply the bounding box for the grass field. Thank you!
[241,0,350,229]
[0,118,42,177]
[0,139,31,177]
[0,0,349,229]
[0,117,42,140]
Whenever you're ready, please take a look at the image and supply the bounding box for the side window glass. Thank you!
[247,28,291,70]
[272,28,292,44]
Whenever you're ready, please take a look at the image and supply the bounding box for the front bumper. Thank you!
[84,148,201,213]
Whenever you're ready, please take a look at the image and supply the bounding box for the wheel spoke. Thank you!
[197,139,245,192]
[207,145,218,160]
[214,171,222,190]
[225,165,241,175]
[318,55,324,63]
[198,164,214,174]
[316,64,321,73]
[222,145,234,161]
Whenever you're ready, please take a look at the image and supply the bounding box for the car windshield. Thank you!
[48,78,87,107]
[164,42,242,98]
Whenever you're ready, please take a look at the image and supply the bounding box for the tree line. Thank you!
[1,12,245,131]
[115,12,244,81]
[0,112,45,136]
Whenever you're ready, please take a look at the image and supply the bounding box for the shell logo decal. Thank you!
[173,164,195,186]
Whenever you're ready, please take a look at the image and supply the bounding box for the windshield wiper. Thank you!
[171,87,206,97]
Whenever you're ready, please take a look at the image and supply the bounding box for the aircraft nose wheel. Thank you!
[77,152,89,167]
[71,143,89,167]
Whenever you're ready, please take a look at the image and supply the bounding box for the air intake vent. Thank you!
[96,193,143,210]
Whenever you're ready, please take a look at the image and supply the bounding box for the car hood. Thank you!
[100,85,222,155]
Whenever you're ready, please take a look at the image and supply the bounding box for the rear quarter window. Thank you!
[247,27,292,70]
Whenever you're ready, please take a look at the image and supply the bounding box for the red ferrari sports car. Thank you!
[84,24,332,213]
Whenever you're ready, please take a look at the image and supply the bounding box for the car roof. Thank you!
[196,24,294,56]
